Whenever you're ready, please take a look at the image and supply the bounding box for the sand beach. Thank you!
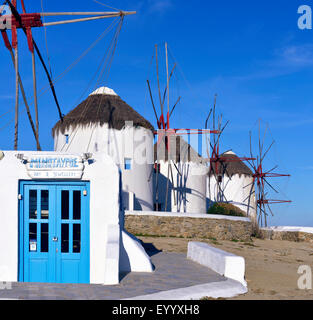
[138,236,313,300]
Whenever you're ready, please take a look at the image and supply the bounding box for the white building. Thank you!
[154,135,209,213]
[53,87,155,212]
[207,151,257,219]
[0,150,153,285]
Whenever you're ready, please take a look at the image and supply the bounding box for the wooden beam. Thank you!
[40,11,136,17]
[8,48,41,150]
[42,12,136,27]
[14,46,19,150]
[155,44,163,114]
[147,80,159,123]
[31,50,40,151]
[165,42,169,114]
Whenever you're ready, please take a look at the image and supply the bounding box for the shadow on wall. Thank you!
[135,198,154,211]
[119,230,156,281]
[122,190,130,211]
[153,166,206,212]
[119,230,132,282]
[134,197,142,211]
[153,172,173,211]
[206,198,214,212]
[138,240,162,257]
[207,175,231,203]
[121,190,154,211]
[121,189,142,211]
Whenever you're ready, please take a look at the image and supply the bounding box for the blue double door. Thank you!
[19,181,90,283]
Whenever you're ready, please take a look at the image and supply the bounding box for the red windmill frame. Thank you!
[206,96,255,203]
[147,42,220,211]
[245,122,292,227]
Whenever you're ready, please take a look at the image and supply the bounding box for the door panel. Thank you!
[56,185,89,283]
[23,185,56,283]
[20,182,90,284]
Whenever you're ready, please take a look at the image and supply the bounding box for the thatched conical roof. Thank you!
[52,87,154,136]
[209,151,253,177]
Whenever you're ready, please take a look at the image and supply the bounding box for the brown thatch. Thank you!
[154,135,207,164]
[52,94,154,136]
[209,151,253,177]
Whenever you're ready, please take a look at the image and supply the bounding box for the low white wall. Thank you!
[120,230,154,273]
[125,210,251,222]
[187,242,246,286]
[262,226,313,234]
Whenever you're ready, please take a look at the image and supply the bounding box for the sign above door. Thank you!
[25,154,84,179]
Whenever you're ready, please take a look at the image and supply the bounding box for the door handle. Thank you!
[52,237,58,242]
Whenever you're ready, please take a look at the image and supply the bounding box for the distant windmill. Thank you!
[205,96,255,204]
[147,43,218,211]
[0,0,135,150]
[245,120,292,226]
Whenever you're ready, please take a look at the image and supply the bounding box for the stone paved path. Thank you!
[0,251,225,300]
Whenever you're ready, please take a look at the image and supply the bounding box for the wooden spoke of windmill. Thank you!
[246,121,291,226]
[1,0,135,150]
[205,97,255,202]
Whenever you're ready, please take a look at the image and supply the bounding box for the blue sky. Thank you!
[0,0,312,226]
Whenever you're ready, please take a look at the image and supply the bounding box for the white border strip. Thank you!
[187,242,246,286]
[262,226,313,234]
[125,279,247,300]
[125,210,251,222]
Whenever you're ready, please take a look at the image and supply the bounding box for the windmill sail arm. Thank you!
[42,12,136,27]
[2,10,136,30]
[42,15,122,27]
[40,11,136,17]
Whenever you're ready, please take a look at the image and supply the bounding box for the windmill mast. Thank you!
[165,42,170,124]
[14,30,19,150]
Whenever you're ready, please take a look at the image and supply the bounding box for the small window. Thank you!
[73,191,81,220]
[124,158,132,170]
[65,134,69,144]
[61,190,69,220]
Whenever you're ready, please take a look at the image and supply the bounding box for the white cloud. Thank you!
[148,0,173,13]
[134,0,173,15]
[277,44,313,68]
[228,44,313,81]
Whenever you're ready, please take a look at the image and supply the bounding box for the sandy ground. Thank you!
[138,236,313,300]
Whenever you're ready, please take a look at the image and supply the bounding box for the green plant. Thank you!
[207,202,246,217]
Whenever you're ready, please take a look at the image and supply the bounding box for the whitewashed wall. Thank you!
[207,174,257,220]
[54,124,154,211]
[155,160,208,213]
